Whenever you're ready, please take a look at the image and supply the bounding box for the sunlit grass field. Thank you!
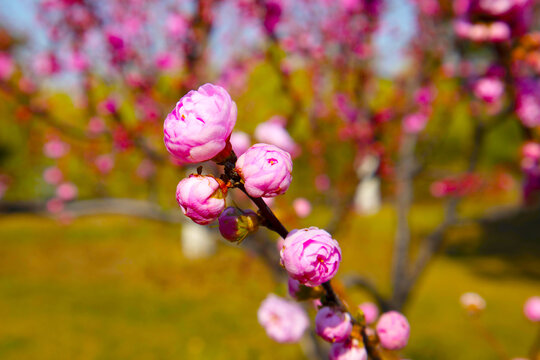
[0,209,538,359]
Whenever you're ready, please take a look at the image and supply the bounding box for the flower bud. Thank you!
[280,227,341,287]
[164,83,237,164]
[376,311,410,350]
[315,306,353,343]
[329,339,368,360]
[218,207,259,243]
[176,174,227,225]
[235,143,293,198]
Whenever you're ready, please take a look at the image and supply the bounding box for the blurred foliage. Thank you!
[0,211,537,360]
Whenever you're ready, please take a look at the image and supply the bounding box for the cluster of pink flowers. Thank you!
[521,142,540,204]
[473,77,505,104]
[164,83,411,358]
[165,83,294,232]
[453,0,531,42]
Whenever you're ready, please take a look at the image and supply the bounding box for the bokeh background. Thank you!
[0,0,539,359]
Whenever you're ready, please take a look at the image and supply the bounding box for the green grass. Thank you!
[0,213,538,359]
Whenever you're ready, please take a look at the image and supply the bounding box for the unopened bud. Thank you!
[218,207,259,243]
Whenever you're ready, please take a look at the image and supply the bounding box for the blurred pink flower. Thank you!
[517,94,540,128]
[43,166,63,185]
[68,51,88,72]
[402,113,429,134]
[358,302,379,325]
[474,77,504,103]
[56,182,78,201]
[257,294,309,343]
[524,296,540,322]
[155,52,180,71]
[230,131,251,157]
[87,117,107,135]
[95,154,114,175]
[43,139,69,159]
[254,116,300,157]
[33,52,60,76]
[166,13,188,38]
[376,311,410,350]
[293,197,311,218]
[0,52,14,80]
[46,198,64,214]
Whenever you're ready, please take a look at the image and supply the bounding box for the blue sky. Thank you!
[0,0,416,77]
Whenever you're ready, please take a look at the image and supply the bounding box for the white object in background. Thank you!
[181,221,215,259]
[354,154,381,215]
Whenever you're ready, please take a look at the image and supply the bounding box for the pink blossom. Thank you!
[257,294,309,343]
[68,51,88,72]
[263,0,282,34]
[87,117,106,135]
[474,77,504,103]
[478,0,513,16]
[522,142,540,160]
[376,311,410,350]
[254,116,300,157]
[489,22,511,41]
[99,98,118,115]
[0,52,14,80]
[166,13,188,38]
[454,20,472,38]
[329,339,368,360]
[43,139,69,159]
[175,174,227,225]
[164,84,237,164]
[235,143,292,198]
[230,131,251,156]
[315,306,353,343]
[33,52,60,76]
[524,296,540,322]
[358,302,379,325]
[402,113,429,134]
[280,227,342,287]
[56,182,78,201]
[43,166,63,185]
[414,86,436,108]
[95,155,114,175]
[46,198,64,214]
[469,24,489,42]
[155,52,180,71]
[517,94,540,128]
[293,197,311,218]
